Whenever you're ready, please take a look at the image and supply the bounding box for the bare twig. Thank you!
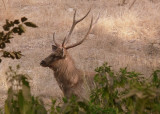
[2,0,6,10]
[119,0,127,6]
[129,0,137,10]
[92,12,100,29]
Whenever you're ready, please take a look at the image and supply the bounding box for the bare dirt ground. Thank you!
[0,0,160,108]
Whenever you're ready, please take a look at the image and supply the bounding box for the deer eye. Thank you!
[52,45,58,51]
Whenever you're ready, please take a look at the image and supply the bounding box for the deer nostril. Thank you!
[40,60,47,66]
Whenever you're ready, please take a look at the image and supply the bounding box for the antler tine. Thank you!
[62,10,77,47]
[66,16,93,49]
[75,8,91,24]
[53,33,60,47]
[62,9,91,47]
[92,12,100,28]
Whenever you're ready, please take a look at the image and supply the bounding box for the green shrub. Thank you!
[4,65,47,114]
[2,63,160,114]
[50,63,160,114]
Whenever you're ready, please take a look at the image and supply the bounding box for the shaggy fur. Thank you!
[41,48,95,100]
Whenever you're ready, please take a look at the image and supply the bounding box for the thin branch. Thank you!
[129,0,137,10]
[2,0,6,10]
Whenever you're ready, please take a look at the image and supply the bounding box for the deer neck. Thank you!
[51,54,81,90]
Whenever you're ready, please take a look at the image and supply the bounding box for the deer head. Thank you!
[40,9,94,68]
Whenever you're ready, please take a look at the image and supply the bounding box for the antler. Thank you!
[66,16,93,49]
[65,12,100,49]
[62,9,91,47]
[53,33,60,47]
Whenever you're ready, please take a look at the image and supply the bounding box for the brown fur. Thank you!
[48,50,95,99]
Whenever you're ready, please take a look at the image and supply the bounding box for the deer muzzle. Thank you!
[40,60,48,67]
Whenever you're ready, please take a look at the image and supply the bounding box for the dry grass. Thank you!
[0,0,160,108]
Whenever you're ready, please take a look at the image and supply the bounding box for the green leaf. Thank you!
[94,74,99,82]
[5,39,11,43]
[78,101,89,111]
[22,76,30,87]
[9,21,14,27]
[0,43,6,49]
[3,25,10,31]
[24,22,38,28]
[5,103,10,114]
[19,24,26,33]
[12,27,19,33]
[15,51,23,59]
[2,51,10,58]
[52,99,56,105]
[18,90,24,111]
[63,97,68,103]
[56,106,61,113]
[9,52,16,59]
[17,64,20,69]
[0,31,4,37]
[14,20,20,24]
[21,17,28,22]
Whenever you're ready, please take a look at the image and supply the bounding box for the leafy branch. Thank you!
[0,17,38,63]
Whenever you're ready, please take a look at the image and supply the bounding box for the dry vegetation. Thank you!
[0,0,160,108]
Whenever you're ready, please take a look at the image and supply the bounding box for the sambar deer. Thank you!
[40,9,98,100]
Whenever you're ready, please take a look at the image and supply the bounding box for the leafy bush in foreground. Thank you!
[91,63,160,114]
[50,63,160,114]
[4,65,47,114]
[2,63,160,114]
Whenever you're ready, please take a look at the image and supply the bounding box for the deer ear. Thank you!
[52,45,57,51]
